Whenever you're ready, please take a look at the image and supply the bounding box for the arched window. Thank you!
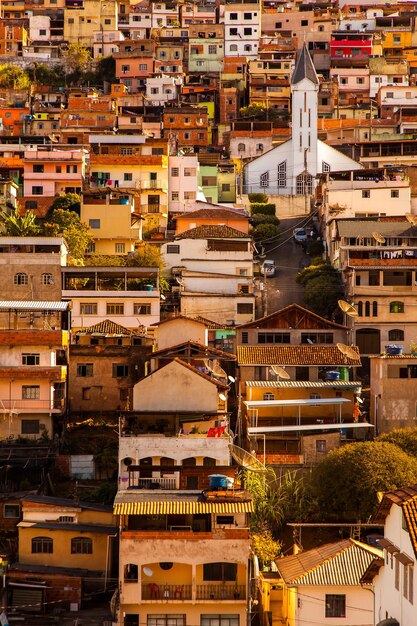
[237,143,245,152]
[296,173,313,195]
[32,536,53,553]
[365,301,370,317]
[41,272,54,285]
[244,44,252,52]
[357,301,363,316]
[278,161,287,187]
[182,457,196,467]
[390,301,404,313]
[263,392,275,401]
[389,329,404,341]
[260,171,269,188]
[203,457,216,467]
[71,537,92,554]
[14,272,28,285]
[229,44,238,52]
[372,301,378,317]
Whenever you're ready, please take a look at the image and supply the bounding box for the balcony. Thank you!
[140,179,168,191]
[140,583,246,601]
[135,477,177,489]
[142,583,192,601]
[196,584,246,600]
[0,398,64,412]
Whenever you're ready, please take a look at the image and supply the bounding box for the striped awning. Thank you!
[113,501,253,516]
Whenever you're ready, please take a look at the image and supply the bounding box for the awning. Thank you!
[379,538,400,554]
[113,501,253,515]
[248,422,373,434]
[245,398,351,408]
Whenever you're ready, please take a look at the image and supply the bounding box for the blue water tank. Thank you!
[385,344,403,355]
[326,371,340,381]
[208,474,228,490]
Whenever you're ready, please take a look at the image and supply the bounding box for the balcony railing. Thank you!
[0,398,64,411]
[142,583,192,600]
[135,477,177,490]
[196,584,246,600]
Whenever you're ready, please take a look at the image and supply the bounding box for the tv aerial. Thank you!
[338,299,358,318]
[270,365,290,380]
[229,444,267,473]
[336,343,359,361]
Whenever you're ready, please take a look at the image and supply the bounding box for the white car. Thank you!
[261,260,276,277]
[293,228,308,244]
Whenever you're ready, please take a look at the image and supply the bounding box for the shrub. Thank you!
[248,193,268,204]
[250,203,276,216]
[250,214,280,227]
[251,223,280,241]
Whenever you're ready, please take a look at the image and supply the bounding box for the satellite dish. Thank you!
[337,343,359,360]
[229,444,267,473]
[372,231,386,244]
[357,396,364,404]
[143,567,154,577]
[405,214,417,226]
[175,276,185,286]
[306,338,314,344]
[338,300,358,318]
[228,375,236,383]
[219,393,227,401]
[271,365,291,380]
[212,361,228,379]
[203,359,215,373]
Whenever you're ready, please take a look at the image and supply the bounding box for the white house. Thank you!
[168,154,200,213]
[224,1,260,59]
[145,74,181,106]
[243,44,362,196]
[367,485,417,626]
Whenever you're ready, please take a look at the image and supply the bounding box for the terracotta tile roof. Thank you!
[194,315,235,330]
[151,340,236,360]
[276,539,381,586]
[76,319,141,336]
[176,207,249,221]
[373,485,417,558]
[175,225,250,240]
[151,314,207,327]
[238,303,348,330]
[237,345,361,366]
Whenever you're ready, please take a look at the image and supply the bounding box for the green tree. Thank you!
[296,261,343,318]
[240,104,288,122]
[42,209,92,260]
[248,193,268,204]
[311,442,417,521]
[128,242,164,271]
[378,428,417,457]
[250,214,280,227]
[61,43,92,82]
[0,208,40,236]
[0,65,30,90]
[48,193,81,216]
[28,63,63,87]
[251,223,280,241]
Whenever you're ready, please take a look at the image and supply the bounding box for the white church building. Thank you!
[243,44,363,196]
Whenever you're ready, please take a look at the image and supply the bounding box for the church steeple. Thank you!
[291,43,319,86]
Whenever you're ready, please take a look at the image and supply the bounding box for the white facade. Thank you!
[65,294,160,329]
[224,2,260,59]
[168,154,200,213]
[145,75,181,105]
[370,74,409,99]
[93,30,124,58]
[374,504,417,625]
[29,15,50,41]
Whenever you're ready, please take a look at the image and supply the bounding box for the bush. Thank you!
[378,428,417,457]
[307,240,324,257]
[250,203,276,216]
[248,193,268,204]
[251,223,280,241]
[250,214,280,227]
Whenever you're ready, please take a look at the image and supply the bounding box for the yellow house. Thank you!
[81,189,143,255]
[64,0,118,47]
[18,495,117,573]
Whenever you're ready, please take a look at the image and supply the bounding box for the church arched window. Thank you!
[260,172,269,188]
[278,161,287,187]
[296,173,313,195]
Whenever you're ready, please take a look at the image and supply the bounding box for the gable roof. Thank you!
[76,319,141,336]
[151,314,207,328]
[276,539,380,586]
[21,495,113,512]
[150,340,236,360]
[373,484,417,557]
[291,43,319,86]
[176,207,248,221]
[237,345,361,366]
[238,303,348,330]
[175,225,250,240]
[143,357,229,390]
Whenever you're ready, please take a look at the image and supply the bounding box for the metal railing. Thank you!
[0,398,64,410]
[196,584,246,600]
[134,477,177,490]
[142,583,192,600]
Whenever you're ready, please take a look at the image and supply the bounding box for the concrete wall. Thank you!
[0,253,63,301]
[155,318,207,351]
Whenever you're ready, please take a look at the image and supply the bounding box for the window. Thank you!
[134,303,152,315]
[25,200,38,210]
[33,164,44,173]
[139,64,147,71]
[208,45,217,54]
[32,536,53,554]
[390,301,404,313]
[391,190,399,198]
[325,595,345,618]
[260,172,269,188]
[171,167,179,177]
[167,244,180,254]
[222,184,231,192]
[32,186,43,195]
[82,388,91,400]
[184,191,196,200]
[121,148,133,155]
[41,273,54,285]
[229,12,238,19]
[389,329,404,341]
[301,333,333,344]
[263,392,275,401]
[238,143,245,153]
[229,28,238,36]
[244,12,252,19]
[258,332,290,344]
[230,44,238,52]
[113,364,129,377]
[125,616,139,626]
[148,616,185,626]
[22,386,40,400]
[4,504,20,518]
[115,243,125,254]
[201,616,239,626]
[124,173,133,181]
[356,77,365,84]
[172,192,179,201]
[372,301,378,317]
[106,304,124,315]
[184,168,196,177]
[241,331,249,344]
[59,516,74,523]
[22,353,40,365]
[21,419,40,434]
[296,173,312,195]
[278,161,287,187]
[362,190,370,198]
[71,537,92,554]
[237,303,253,315]
[216,516,234,525]
[77,363,93,377]
[395,555,400,590]
[316,440,326,453]
[244,28,252,36]
[203,563,237,581]
[322,162,331,173]
[89,219,100,229]
[80,303,97,315]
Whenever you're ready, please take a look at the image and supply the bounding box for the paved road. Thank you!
[259,217,312,315]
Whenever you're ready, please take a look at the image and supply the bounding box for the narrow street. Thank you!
[259,216,313,315]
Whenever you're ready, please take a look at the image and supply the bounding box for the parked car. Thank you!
[293,228,308,244]
[261,259,276,277]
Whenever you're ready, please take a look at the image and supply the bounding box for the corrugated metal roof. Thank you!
[337,220,415,239]
[276,539,381,586]
[245,381,361,388]
[238,345,361,366]
[0,301,69,311]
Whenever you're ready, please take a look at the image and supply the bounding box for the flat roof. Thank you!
[245,398,352,408]
[245,380,361,389]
